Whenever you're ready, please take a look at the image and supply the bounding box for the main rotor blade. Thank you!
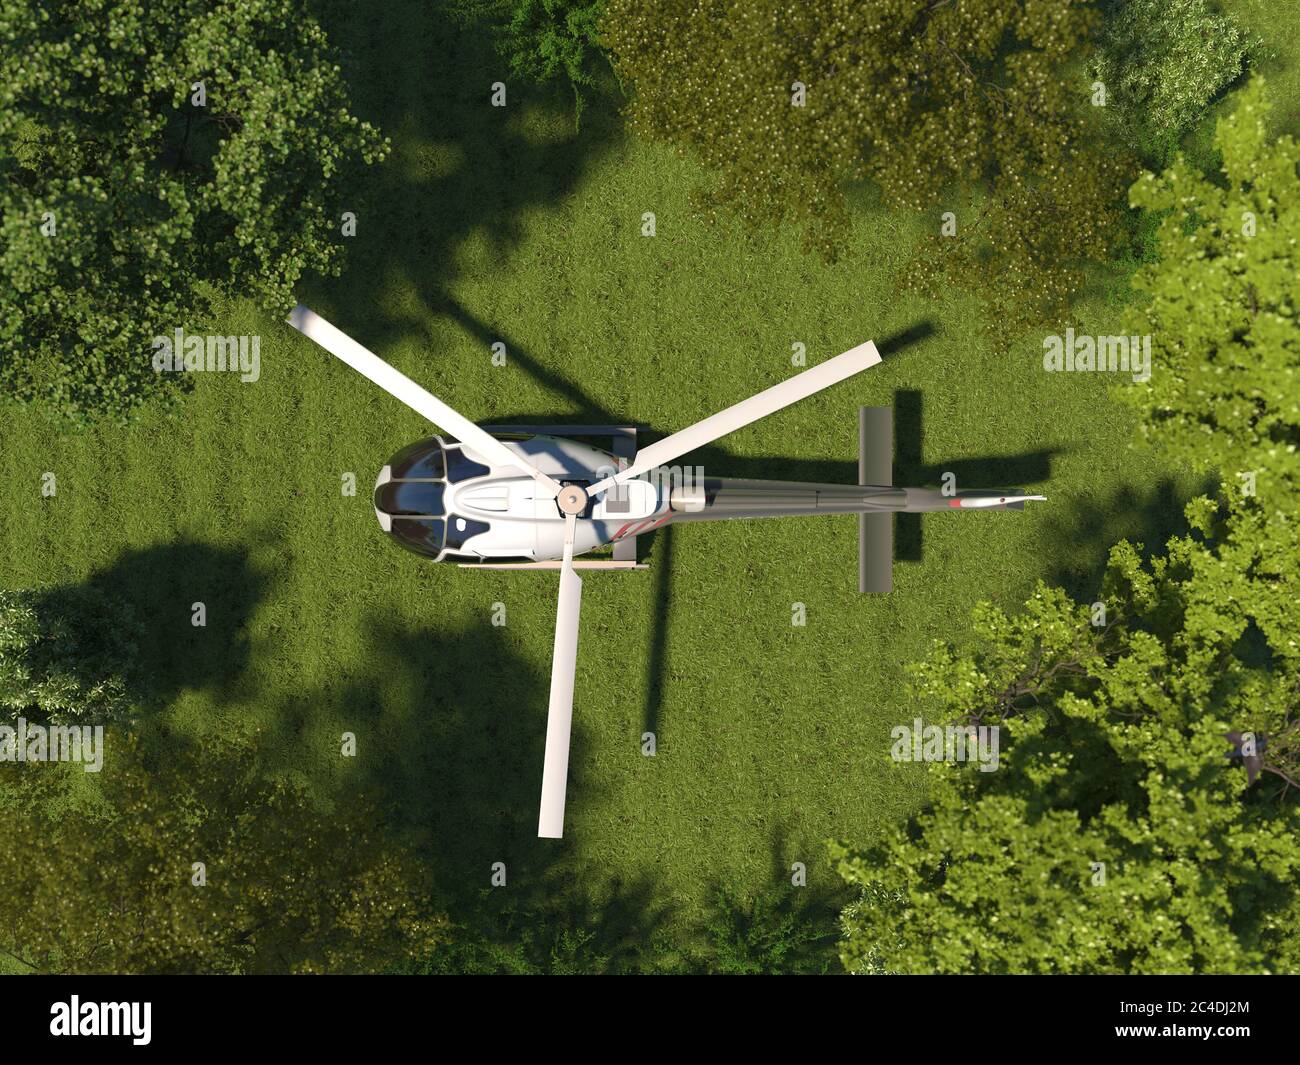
[588,340,882,495]
[538,513,583,839]
[288,305,564,496]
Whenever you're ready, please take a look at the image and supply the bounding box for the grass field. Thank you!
[5,0,1270,968]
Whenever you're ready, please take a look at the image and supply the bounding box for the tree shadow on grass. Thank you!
[290,610,850,972]
[15,542,272,767]
[44,542,269,710]
[295,611,678,970]
[1040,475,1217,601]
[694,823,847,974]
[83,541,269,704]
[301,0,621,358]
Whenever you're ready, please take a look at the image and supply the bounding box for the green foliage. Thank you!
[1091,0,1250,159]
[701,887,836,975]
[0,734,445,974]
[1117,77,1300,716]
[835,557,1300,974]
[450,0,609,119]
[1120,78,1300,508]
[0,0,387,424]
[409,886,836,973]
[0,587,140,725]
[605,0,1131,330]
[0,0,1200,967]
[837,79,1300,974]
[412,904,620,975]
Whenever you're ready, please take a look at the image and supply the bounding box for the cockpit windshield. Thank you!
[445,447,491,483]
[375,480,444,517]
[377,436,495,559]
[390,518,445,556]
[388,437,446,480]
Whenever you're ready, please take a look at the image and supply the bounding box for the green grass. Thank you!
[0,3,1210,969]
[1225,0,1300,134]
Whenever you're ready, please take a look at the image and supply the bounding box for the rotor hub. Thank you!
[555,484,589,516]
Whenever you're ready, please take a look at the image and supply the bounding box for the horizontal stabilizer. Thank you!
[859,406,893,594]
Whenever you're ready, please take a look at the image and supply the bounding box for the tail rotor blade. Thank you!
[538,514,583,838]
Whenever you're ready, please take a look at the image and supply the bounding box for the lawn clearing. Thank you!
[0,2,1203,965]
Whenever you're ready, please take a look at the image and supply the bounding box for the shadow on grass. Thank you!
[288,611,685,972]
[893,388,1061,563]
[694,824,847,975]
[264,606,846,972]
[641,523,674,740]
[302,0,621,358]
[405,819,846,973]
[11,542,271,766]
[1040,475,1217,601]
[82,541,269,708]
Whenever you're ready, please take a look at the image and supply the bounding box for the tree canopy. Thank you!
[835,560,1300,974]
[1090,0,1250,160]
[0,586,140,726]
[0,734,445,974]
[835,80,1300,973]
[0,0,387,423]
[1119,78,1300,516]
[604,0,1131,328]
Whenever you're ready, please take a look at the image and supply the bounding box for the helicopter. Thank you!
[288,306,1044,838]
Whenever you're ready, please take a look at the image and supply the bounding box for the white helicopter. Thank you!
[288,306,1044,839]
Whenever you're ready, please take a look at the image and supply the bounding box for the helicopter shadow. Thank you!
[890,389,1061,562]
[614,387,1059,566]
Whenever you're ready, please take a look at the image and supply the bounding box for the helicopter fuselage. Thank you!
[373,433,1040,564]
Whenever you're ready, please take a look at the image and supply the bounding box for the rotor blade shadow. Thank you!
[874,320,938,361]
[434,296,621,423]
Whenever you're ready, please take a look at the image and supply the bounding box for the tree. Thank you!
[604,0,1131,329]
[833,547,1300,974]
[0,0,387,423]
[450,0,610,123]
[0,733,446,974]
[1090,0,1251,161]
[1115,75,1300,742]
[0,586,140,726]
[1119,78,1300,512]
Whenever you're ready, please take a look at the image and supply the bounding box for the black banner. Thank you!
[2,974,1293,1050]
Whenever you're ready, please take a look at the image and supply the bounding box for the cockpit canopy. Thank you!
[376,437,493,558]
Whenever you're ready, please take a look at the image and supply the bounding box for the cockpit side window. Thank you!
[389,518,445,557]
[445,447,491,483]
